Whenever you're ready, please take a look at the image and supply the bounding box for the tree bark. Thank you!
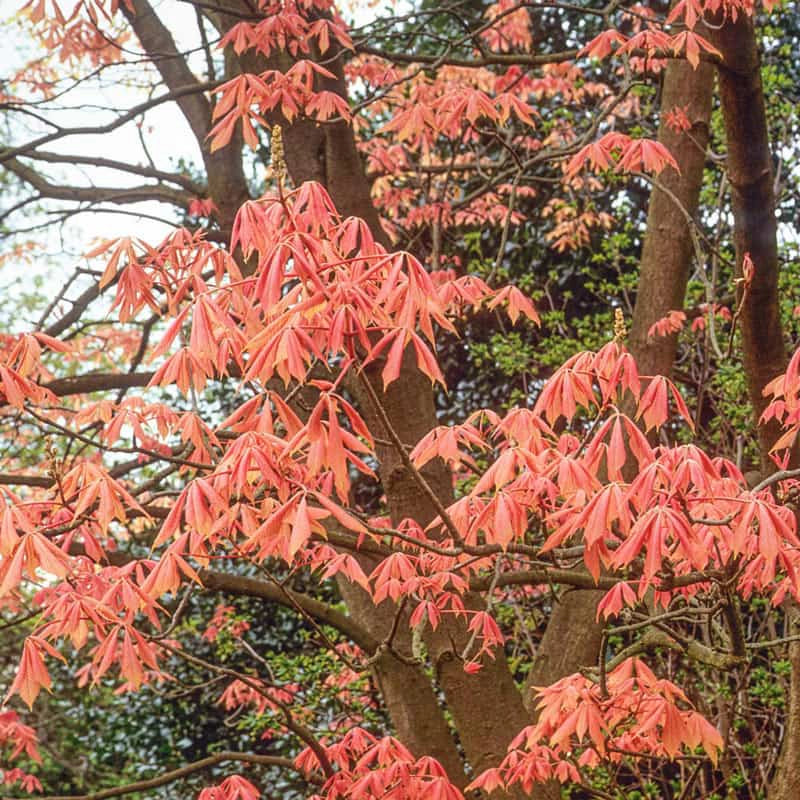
[122,0,472,782]
[522,55,714,800]
[210,7,533,791]
[713,14,786,469]
[708,14,800,800]
[348,353,532,790]
[123,0,251,233]
[524,56,714,695]
[628,59,715,376]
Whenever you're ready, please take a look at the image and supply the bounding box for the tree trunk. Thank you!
[771,606,800,799]
[709,14,800,800]
[526,55,713,701]
[522,55,714,800]
[124,0,473,782]
[123,0,251,234]
[713,13,786,469]
[627,59,714,376]
[209,8,533,791]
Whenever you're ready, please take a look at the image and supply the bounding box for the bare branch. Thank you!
[4,157,192,208]
[199,569,380,653]
[38,751,311,800]
[17,149,206,194]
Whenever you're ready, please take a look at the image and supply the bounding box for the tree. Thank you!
[1,1,800,798]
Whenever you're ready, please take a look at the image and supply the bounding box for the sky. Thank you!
[0,0,387,278]
[1,0,203,229]
[0,1,217,325]
[0,0,396,329]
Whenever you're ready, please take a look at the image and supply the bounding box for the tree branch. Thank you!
[123,0,250,229]
[4,157,191,208]
[38,751,310,800]
[199,569,380,653]
[0,82,220,165]
[17,149,206,194]
[43,371,156,397]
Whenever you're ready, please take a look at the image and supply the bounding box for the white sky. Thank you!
[0,0,399,330]
[0,1,221,324]
[0,0,388,295]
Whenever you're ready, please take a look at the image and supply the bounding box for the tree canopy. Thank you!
[1,1,800,799]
